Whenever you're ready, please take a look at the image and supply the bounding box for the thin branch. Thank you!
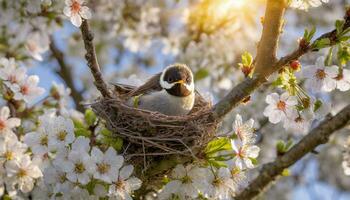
[49,37,85,112]
[235,104,350,200]
[80,20,112,98]
[213,6,350,120]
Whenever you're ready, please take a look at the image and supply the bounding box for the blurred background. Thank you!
[1,0,350,199]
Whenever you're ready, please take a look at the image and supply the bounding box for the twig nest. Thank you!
[91,92,218,166]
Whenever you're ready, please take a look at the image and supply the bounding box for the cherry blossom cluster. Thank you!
[159,114,260,200]
[0,108,142,199]
[0,58,45,104]
[0,106,42,196]
[25,113,141,199]
[263,55,350,135]
[0,57,142,199]
[290,0,329,10]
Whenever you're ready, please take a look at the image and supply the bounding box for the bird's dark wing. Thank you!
[127,73,162,97]
[110,82,135,96]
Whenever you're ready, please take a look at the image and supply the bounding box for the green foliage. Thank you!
[276,139,294,155]
[204,137,231,156]
[325,47,334,66]
[281,168,290,176]
[194,68,210,81]
[303,26,316,43]
[99,128,123,151]
[85,109,97,127]
[205,137,234,168]
[313,99,323,112]
[249,157,258,166]
[312,38,331,49]
[337,45,350,66]
[241,51,253,67]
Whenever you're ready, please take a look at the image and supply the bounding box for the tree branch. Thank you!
[80,20,112,98]
[235,104,350,200]
[255,0,287,76]
[49,37,85,112]
[213,5,350,120]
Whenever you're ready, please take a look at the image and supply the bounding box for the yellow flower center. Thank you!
[57,131,67,141]
[17,168,27,178]
[40,135,48,146]
[74,162,85,174]
[97,162,111,174]
[4,151,13,160]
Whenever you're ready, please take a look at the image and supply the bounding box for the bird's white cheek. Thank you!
[184,82,195,92]
[160,79,175,89]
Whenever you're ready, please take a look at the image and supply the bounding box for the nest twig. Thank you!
[91,92,218,167]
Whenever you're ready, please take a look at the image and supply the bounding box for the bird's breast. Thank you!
[127,90,195,116]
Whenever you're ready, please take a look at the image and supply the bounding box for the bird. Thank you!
[114,64,195,116]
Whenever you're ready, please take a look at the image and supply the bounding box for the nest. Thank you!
[91,91,218,167]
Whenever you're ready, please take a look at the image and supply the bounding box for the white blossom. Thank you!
[23,122,51,156]
[230,139,260,169]
[158,164,212,199]
[263,92,298,124]
[283,111,313,134]
[0,106,21,140]
[48,116,75,150]
[25,31,49,61]
[290,0,329,10]
[0,138,27,162]
[207,167,236,200]
[108,165,142,200]
[232,114,255,144]
[5,154,42,193]
[12,75,45,103]
[91,146,123,183]
[334,69,350,91]
[63,0,92,27]
[303,57,339,93]
[64,148,94,185]
[0,58,27,89]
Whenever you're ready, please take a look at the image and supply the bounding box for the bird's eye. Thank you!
[186,77,191,83]
[168,77,173,82]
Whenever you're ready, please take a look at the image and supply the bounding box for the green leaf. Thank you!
[303,27,316,42]
[101,136,124,151]
[285,139,294,150]
[100,128,112,137]
[241,51,253,66]
[312,38,331,49]
[208,159,228,168]
[194,68,210,81]
[325,47,334,66]
[276,140,285,153]
[314,99,323,112]
[337,45,350,66]
[205,137,231,155]
[75,127,91,137]
[249,157,258,165]
[272,76,284,87]
[282,168,290,176]
[73,118,86,129]
[2,195,12,200]
[335,20,345,35]
[85,109,97,127]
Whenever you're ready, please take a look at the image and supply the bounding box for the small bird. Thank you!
[116,64,195,116]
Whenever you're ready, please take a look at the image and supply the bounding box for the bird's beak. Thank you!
[175,80,185,84]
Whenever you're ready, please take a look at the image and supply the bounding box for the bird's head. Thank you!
[160,64,194,97]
